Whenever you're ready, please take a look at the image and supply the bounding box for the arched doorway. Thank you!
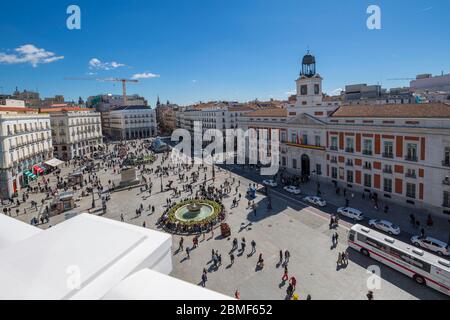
[301,154,310,177]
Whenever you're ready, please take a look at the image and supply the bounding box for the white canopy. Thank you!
[44,158,65,167]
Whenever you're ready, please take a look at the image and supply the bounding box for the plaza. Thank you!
[4,138,448,300]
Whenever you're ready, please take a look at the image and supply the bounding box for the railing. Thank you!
[442,160,450,167]
[330,159,338,164]
[345,162,354,167]
[363,165,372,170]
[383,153,394,159]
[406,172,417,179]
[330,146,338,151]
[383,168,393,174]
[345,148,354,153]
[362,150,373,156]
[405,155,418,162]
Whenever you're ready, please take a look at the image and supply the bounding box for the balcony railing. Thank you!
[363,165,372,170]
[442,160,450,167]
[345,162,354,167]
[330,146,338,151]
[383,168,393,174]
[383,152,394,159]
[330,159,338,164]
[345,148,354,153]
[406,172,417,179]
[362,150,373,156]
[405,155,418,162]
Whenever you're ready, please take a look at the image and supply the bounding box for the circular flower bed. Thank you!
[158,199,225,235]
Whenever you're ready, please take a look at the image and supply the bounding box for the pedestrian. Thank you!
[186,247,190,259]
[234,290,240,299]
[366,290,374,300]
[230,253,235,265]
[289,276,297,290]
[332,233,336,246]
[337,252,342,266]
[179,237,184,251]
[279,250,283,264]
[335,232,339,245]
[282,265,289,282]
[201,273,207,287]
[421,227,425,239]
[284,250,290,264]
[251,240,256,254]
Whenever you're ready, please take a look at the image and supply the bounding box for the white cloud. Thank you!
[329,88,343,95]
[89,58,126,70]
[131,72,160,80]
[284,90,296,95]
[0,44,64,67]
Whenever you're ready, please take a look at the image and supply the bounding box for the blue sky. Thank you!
[0,0,449,106]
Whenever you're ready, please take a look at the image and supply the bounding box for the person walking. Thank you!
[279,250,283,264]
[179,237,184,251]
[250,240,256,255]
[289,276,297,290]
[282,265,289,282]
[230,253,235,265]
[284,250,290,264]
[201,272,207,287]
[366,290,374,300]
[234,290,240,299]
[186,247,190,259]
[334,232,339,245]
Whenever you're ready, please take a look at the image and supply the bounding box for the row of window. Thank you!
[330,167,417,198]
[330,137,419,161]
[6,122,50,134]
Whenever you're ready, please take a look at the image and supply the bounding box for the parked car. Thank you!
[262,180,278,187]
[368,219,401,235]
[337,207,364,221]
[410,236,450,256]
[303,196,327,207]
[283,186,301,195]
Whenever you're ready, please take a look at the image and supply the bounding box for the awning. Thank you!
[44,158,65,168]
[33,165,44,174]
[24,171,37,180]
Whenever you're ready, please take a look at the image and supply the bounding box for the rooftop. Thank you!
[242,108,287,118]
[331,103,450,118]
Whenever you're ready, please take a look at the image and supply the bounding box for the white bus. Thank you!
[348,224,450,297]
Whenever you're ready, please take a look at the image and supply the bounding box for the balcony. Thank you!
[345,148,354,153]
[285,142,326,151]
[405,155,418,162]
[363,165,372,170]
[330,158,338,164]
[330,146,338,151]
[362,150,373,156]
[406,172,417,179]
[383,152,394,159]
[442,160,450,167]
[345,161,354,167]
[383,168,393,174]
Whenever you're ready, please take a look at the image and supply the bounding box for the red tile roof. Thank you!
[39,107,95,113]
[0,106,37,113]
[331,103,450,118]
[242,108,287,118]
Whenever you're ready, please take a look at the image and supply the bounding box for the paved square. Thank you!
[5,140,448,300]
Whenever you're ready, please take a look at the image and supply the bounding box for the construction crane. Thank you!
[64,77,138,106]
